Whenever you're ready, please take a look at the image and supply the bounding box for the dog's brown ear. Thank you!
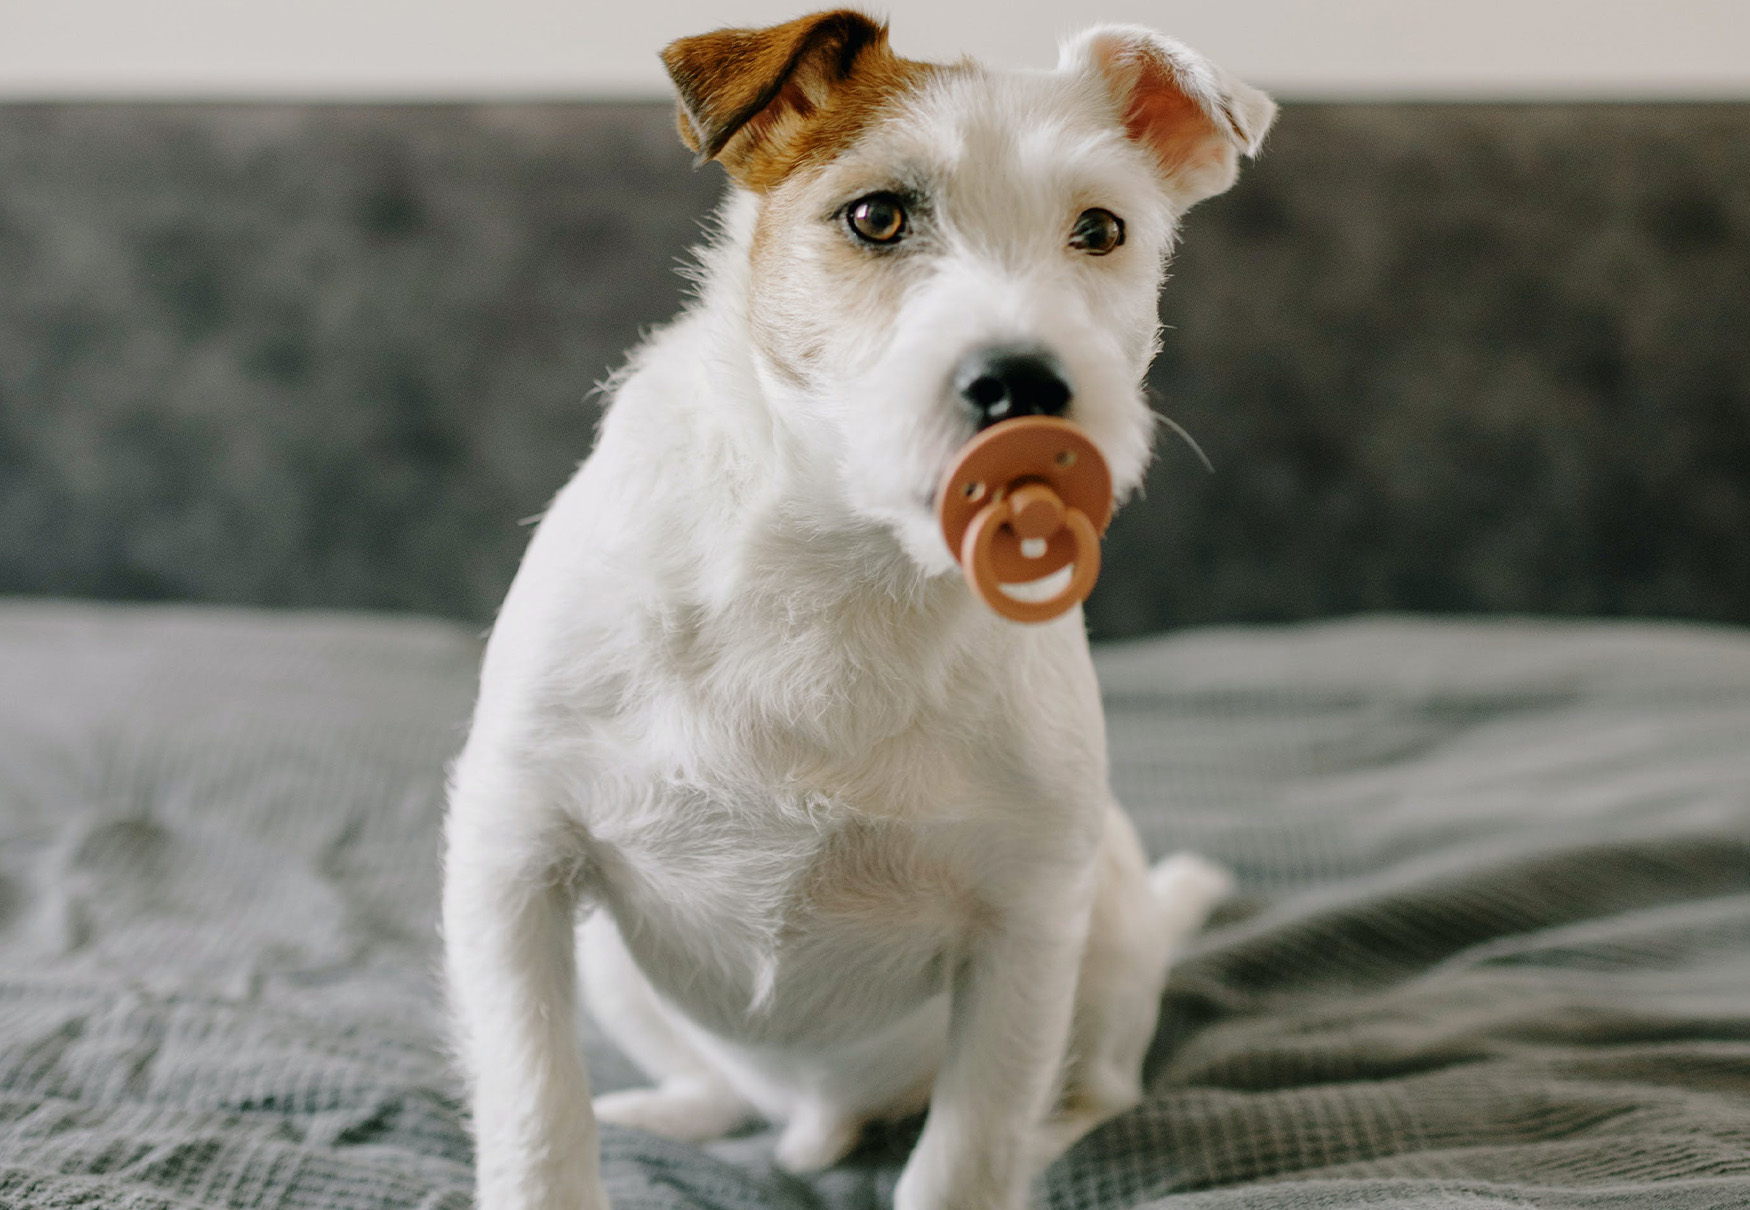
[1061,26,1276,209]
[661,10,896,190]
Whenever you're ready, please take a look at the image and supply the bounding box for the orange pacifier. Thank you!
[936,416,1113,624]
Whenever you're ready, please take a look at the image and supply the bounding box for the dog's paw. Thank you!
[773,1105,862,1173]
[893,1162,1024,1210]
[593,1081,750,1143]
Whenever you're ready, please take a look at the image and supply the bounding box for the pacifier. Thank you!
[936,416,1113,624]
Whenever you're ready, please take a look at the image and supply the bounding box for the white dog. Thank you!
[442,11,1274,1210]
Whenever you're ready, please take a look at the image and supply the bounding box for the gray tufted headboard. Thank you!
[0,102,1745,638]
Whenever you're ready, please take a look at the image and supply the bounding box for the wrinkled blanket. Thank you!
[1,601,1746,1209]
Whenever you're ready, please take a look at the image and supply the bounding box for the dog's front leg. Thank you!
[444,773,607,1210]
[895,874,1096,1210]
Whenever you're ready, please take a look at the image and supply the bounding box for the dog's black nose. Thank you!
[955,347,1071,428]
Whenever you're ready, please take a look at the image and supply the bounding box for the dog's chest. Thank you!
[591,783,985,1046]
[557,583,1060,1044]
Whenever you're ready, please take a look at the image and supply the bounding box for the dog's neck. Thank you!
[583,191,1018,748]
[659,192,944,603]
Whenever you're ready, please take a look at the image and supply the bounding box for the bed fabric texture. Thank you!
[0,601,1747,1209]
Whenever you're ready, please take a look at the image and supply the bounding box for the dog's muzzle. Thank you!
[954,346,1071,430]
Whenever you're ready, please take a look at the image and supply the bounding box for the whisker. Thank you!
[1143,385,1215,473]
[1157,412,1214,474]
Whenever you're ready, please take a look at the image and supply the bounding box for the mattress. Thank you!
[1,601,1746,1208]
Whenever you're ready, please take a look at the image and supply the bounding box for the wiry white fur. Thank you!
[443,24,1270,1210]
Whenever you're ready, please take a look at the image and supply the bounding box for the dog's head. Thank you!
[663,10,1275,574]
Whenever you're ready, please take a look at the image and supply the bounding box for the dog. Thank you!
[441,11,1274,1209]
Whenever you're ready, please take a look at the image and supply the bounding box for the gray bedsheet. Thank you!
[1,601,1746,1209]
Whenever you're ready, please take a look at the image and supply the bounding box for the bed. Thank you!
[2,602,1745,1209]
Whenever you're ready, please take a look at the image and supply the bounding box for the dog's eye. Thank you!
[846,193,907,245]
[1070,208,1125,255]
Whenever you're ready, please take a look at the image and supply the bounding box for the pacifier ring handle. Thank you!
[961,497,1102,624]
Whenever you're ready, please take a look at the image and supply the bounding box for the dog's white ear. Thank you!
[1060,26,1276,209]
[661,9,915,191]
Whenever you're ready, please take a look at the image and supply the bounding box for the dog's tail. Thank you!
[1147,851,1234,952]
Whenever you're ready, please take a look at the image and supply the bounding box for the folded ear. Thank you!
[660,9,900,190]
[1060,26,1277,209]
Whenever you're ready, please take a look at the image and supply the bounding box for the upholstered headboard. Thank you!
[1,102,1744,638]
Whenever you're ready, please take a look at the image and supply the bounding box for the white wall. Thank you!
[2,0,1747,100]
